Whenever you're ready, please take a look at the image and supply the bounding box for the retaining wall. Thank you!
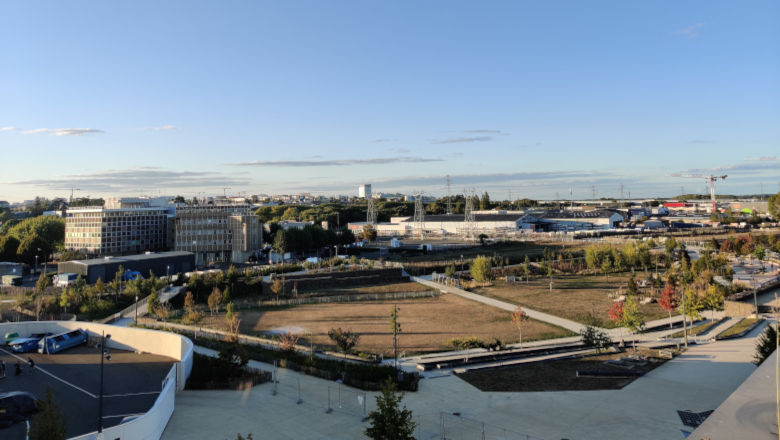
[0,321,193,440]
[724,300,756,317]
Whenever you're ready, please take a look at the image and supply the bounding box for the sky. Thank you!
[1,1,779,203]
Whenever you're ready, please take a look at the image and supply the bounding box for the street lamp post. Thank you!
[461,255,464,272]
[135,295,139,322]
[34,255,39,281]
[38,247,47,279]
[97,332,112,435]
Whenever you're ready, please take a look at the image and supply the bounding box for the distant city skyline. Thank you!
[1,1,778,203]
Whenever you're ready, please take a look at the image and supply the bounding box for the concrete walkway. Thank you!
[163,324,763,440]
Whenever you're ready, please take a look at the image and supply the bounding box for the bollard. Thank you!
[325,387,332,413]
[296,378,302,404]
[272,360,277,395]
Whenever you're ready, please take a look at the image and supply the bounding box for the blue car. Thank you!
[8,333,52,353]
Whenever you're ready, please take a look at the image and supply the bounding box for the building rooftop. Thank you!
[530,210,622,219]
[400,214,525,223]
[70,251,195,266]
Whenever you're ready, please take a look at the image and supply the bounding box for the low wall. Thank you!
[724,300,756,317]
[0,321,193,440]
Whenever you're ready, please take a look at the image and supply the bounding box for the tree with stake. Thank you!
[208,287,222,318]
[621,296,646,352]
[271,278,284,303]
[608,301,624,337]
[364,379,417,440]
[602,257,612,284]
[523,255,531,285]
[580,317,613,354]
[754,244,766,269]
[470,255,494,285]
[510,305,529,348]
[658,284,678,330]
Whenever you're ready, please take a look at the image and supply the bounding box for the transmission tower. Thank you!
[413,190,425,239]
[463,188,475,238]
[445,175,452,214]
[366,197,377,227]
[620,184,624,202]
[590,186,597,203]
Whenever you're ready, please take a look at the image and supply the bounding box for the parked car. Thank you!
[0,392,40,428]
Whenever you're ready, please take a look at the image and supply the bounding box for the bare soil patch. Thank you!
[458,348,673,392]
[471,276,670,328]
[232,293,574,355]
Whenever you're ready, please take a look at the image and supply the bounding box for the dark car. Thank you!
[0,392,40,428]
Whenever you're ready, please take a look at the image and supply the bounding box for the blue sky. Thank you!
[1,1,779,202]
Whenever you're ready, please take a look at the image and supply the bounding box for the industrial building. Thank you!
[349,209,624,236]
[519,210,624,231]
[0,262,24,278]
[57,251,195,284]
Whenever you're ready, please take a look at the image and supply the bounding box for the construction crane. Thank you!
[666,174,727,213]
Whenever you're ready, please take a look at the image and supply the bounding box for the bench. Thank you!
[659,350,674,359]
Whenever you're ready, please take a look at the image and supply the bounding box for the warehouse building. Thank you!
[519,210,624,231]
[57,251,195,284]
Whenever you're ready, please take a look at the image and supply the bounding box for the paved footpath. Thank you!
[163,323,763,440]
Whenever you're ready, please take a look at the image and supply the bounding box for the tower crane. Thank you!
[666,174,727,213]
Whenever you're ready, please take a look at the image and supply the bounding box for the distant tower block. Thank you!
[359,184,372,199]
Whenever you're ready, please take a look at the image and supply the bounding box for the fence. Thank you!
[0,285,61,296]
[270,359,368,420]
[414,412,546,440]
[100,285,185,324]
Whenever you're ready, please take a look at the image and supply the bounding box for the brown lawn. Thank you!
[471,275,671,328]
[295,281,431,297]
[458,348,674,392]
[233,293,574,355]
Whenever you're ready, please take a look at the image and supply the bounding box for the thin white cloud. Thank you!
[0,126,22,131]
[464,129,502,134]
[22,128,104,136]
[4,167,249,192]
[431,136,491,144]
[138,125,180,131]
[226,157,443,167]
[675,23,704,38]
[373,139,395,143]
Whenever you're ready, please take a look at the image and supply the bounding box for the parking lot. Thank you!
[0,344,175,439]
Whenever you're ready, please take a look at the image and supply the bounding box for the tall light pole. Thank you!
[34,255,39,281]
[390,304,401,373]
[97,332,112,434]
[38,247,47,279]
[461,255,464,272]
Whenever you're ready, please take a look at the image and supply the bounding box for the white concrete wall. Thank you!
[0,321,193,440]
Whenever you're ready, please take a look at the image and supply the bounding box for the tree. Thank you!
[444,263,456,278]
[580,319,613,354]
[621,296,646,351]
[36,272,52,293]
[702,285,725,320]
[16,233,50,266]
[601,257,612,284]
[222,286,231,304]
[480,192,492,211]
[146,291,160,318]
[0,235,20,261]
[6,215,65,249]
[470,255,493,284]
[28,387,68,440]
[208,287,222,318]
[362,225,378,243]
[753,323,778,366]
[271,277,284,302]
[272,229,290,256]
[227,434,253,440]
[327,327,361,360]
[627,273,637,296]
[364,379,417,440]
[523,255,531,285]
[510,305,529,348]
[754,244,766,269]
[608,301,624,331]
[769,192,780,220]
[658,285,678,329]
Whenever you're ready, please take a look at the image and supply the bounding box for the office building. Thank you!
[173,202,262,265]
[64,197,171,257]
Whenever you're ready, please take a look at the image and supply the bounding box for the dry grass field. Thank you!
[400,242,590,264]
[295,281,432,297]
[471,275,671,328]
[233,293,574,355]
